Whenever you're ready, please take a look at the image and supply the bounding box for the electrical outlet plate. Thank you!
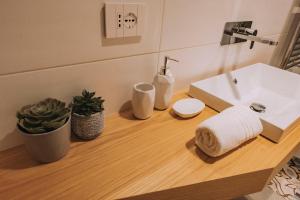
[105,2,145,38]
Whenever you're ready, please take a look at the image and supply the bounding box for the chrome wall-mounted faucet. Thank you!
[220,21,278,49]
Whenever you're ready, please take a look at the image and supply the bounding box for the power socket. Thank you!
[123,4,137,37]
[124,13,137,29]
[105,2,145,38]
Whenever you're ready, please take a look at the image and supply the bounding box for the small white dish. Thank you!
[172,98,205,118]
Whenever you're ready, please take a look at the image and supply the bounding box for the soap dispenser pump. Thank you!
[153,56,179,110]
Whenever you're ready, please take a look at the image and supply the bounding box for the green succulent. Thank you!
[17,98,70,134]
[71,89,104,117]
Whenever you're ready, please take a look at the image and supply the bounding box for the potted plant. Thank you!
[16,98,71,163]
[70,90,105,140]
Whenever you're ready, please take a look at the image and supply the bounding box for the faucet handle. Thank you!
[232,27,258,49]
[250,29,258,49]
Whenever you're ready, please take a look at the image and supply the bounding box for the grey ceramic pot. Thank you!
[71,112,104,140]
[18,118,71,163]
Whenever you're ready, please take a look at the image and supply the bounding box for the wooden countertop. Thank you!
[1,92,300,200]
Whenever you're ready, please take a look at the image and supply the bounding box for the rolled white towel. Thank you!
[195,105,263,157]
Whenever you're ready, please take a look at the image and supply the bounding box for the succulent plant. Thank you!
[70,90,104,117]
[17,98,70,134]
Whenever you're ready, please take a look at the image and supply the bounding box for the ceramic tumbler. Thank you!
[132,82,155,119]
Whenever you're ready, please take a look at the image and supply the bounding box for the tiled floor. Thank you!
[268,158,300,200]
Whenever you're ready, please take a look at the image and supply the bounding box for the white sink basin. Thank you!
[189,63,300,142]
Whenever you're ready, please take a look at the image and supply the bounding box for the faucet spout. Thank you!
[232,33,279,46]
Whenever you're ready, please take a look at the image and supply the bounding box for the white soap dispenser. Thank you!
[153,56,179,110]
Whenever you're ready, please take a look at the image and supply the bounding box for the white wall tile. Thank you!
[0,53,158,151]
[160,0,236,51]
[227,34,280,68]
[160,0,295,51]
[158,44,233,90]
[0,0,163,75]
[231,0,295,36]
[158,34,280,91]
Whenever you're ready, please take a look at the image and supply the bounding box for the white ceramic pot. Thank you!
[132,82,155,119]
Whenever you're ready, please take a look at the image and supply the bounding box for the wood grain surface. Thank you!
[0,92,299,200]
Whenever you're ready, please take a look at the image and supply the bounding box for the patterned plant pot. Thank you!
[71,112,104,140]
[18,118,71,163]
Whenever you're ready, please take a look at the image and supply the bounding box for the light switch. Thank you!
[105,2,145,38]
[104,3,117,39]
[115,4,124,38]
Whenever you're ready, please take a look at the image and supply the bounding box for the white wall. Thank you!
[0,0,297,151]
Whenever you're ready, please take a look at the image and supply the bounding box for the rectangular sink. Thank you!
[189,63,300,142]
